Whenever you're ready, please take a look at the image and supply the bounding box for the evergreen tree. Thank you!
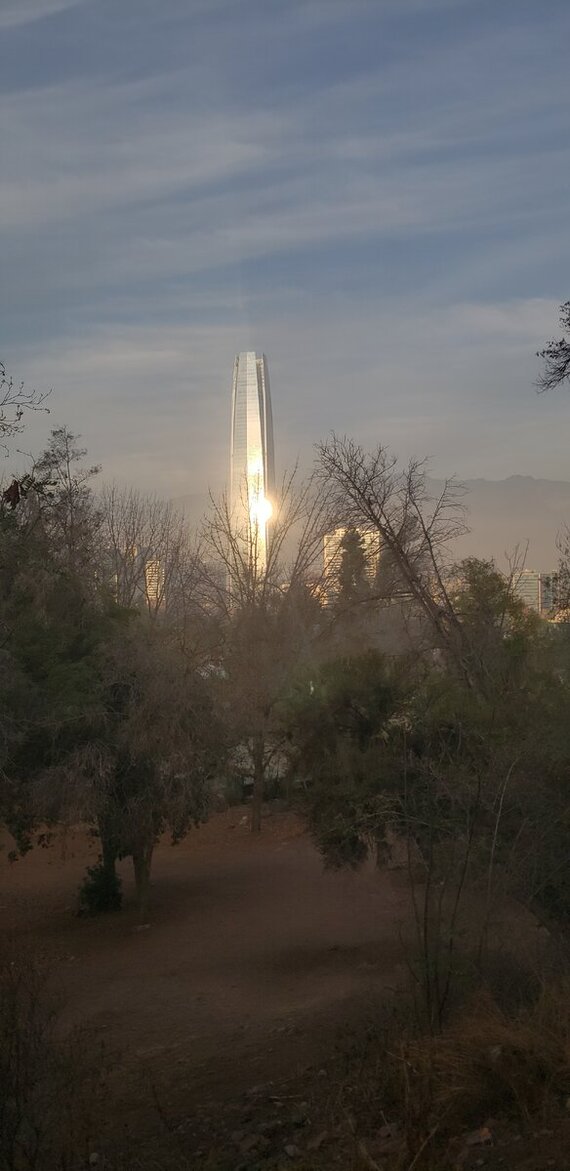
[337,528,369,604]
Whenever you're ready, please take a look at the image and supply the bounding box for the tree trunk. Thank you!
[132,845,153,924]
[251,735,265,833]
[101,832,118,882]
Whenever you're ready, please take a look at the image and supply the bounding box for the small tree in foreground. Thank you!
[72,622,223,922]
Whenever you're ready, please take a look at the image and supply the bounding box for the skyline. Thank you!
[2,0,570,499]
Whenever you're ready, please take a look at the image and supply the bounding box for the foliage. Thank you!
[283,649,408,867]
[337,528,370,604]
[0,497,112,852]
[446,556,543,698]
[31,426,102,574]
[1,425,225,921]
[64,618,225,921]
[78,859,123,915]
[284,558,570,1024]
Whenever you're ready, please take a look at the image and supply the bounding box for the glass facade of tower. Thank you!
[230,352,275,564]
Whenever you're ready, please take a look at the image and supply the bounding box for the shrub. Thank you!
[0,952,107,1170]
[78,859,122,915]
[331,979,570,1168]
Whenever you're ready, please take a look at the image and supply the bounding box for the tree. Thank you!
[0,361,49,456]
[282,650,408,863]
[0,426,111,857]
[337,528,370,604]
[0,496,110,857]
[536,300,570,392]
[284,555,570,1026]
[446,556,540,693]
[1,429,223,923]
[549,528,570,617]
[200,469,329,831]
[72,620,222,922]
[31,426,102,575]
[315,436,508,694]
[99,483,195,622]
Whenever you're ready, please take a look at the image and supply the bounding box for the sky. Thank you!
[2,0,570,499]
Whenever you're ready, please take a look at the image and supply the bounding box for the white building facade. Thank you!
[513,569,555,615]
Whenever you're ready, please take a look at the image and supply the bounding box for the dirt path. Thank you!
[1,809,408,1146]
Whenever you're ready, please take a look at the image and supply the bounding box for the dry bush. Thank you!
[387,985,569,1165]
[326,979,570,1170]
[421,983,570,1119]
[0,950,109,1171]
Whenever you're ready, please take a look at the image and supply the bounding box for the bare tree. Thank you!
[0,361,50,456]
[201,468,330,609]
[314,435,482,689]
[100,483,195,621]
[548,526,570,617]
[200,469,331,831]
[536,300,570,392]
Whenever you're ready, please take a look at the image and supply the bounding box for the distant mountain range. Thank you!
[175,475,570,572]
[438,476,570,570]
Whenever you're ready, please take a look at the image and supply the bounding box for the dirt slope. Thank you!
[1,809,407,1128]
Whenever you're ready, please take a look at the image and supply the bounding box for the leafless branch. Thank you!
[0,362,50,455]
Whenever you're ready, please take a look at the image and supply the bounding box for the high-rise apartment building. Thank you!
[230,352,275,567]
[109,545,165,614]
[144,557,165,607]
[513,569,555,615]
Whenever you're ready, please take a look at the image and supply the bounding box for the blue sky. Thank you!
[2,0,569,497]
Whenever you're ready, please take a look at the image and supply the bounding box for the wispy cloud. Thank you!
[12,297,567,501]
[0,0,86,29]
[2,0,569,502]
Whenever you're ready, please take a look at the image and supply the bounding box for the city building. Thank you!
[513,569,555,615]
[109,544,165,614]
[144,557,165,607]
[230,352,275,569]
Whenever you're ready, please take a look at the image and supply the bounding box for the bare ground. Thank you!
[3,810,567,1170]
[0,808,409,1153]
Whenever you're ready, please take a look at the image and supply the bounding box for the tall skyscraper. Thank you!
[230,352,275,567]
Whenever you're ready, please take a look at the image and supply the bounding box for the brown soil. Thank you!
[0,808,408,1155]
[3,810,567,1170]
